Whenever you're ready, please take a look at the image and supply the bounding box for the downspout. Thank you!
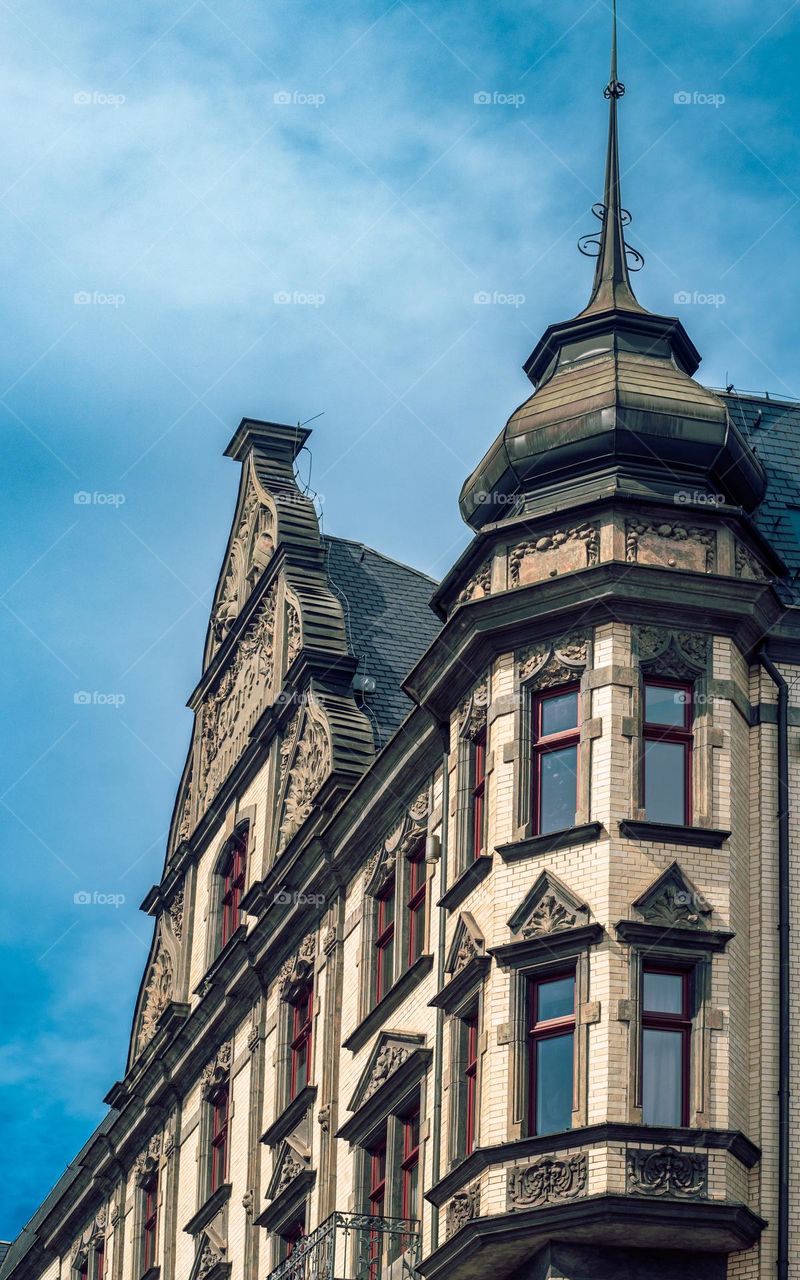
[428,720,450,1254]
[758,649,789,1280]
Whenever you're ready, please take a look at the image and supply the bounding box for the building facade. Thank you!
[4,25,800,1280]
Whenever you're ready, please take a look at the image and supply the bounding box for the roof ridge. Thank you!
[322,534,439,586]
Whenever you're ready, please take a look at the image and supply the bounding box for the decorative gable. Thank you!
[209,462,276,655]
[445,912,486,977]
[275,704,331,855]
[363,788,429,894]
[508,869,589,939]
[266,1137,311,1202]
[347,1031,427,1116]
[632,862,712,930]
[189,1227,230,1280]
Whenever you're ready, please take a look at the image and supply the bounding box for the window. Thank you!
[95,1244,105,1280]
[76,1257,89,1280]
[641,964,691,1126]
[531,686,580,835]
[407,845,427,966]
[289,982,314,1100]
[464,1013,479,1156]
[282,1217,305,1259]
[375,879,395,1005]
[220,830,248,949]
[470,730,487,858]
[141,1173,158,1273]
[527,970,576,1135]
[400,1105,420,1219]
[643,680,693,825]
[210,1084,229,1192]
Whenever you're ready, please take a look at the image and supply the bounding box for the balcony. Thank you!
[266,1213,420,1280]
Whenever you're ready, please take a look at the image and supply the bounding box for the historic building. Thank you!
[4,13,800,1280]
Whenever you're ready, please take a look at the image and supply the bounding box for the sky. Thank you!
[2,0,800,1241]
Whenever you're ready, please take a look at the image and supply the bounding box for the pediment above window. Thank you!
[517,633,589,689]
[266,1137,312,1202]
[189,1227,230,1280]
[508,869,590,939]
[457,680,490,739]
[635,627,710,679]
[363,787,429,894]
[430,912,489,1014]
[276,931,316,1002]
[339,1032,431,1144]
[632,861,711,929]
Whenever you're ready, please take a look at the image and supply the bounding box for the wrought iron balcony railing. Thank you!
[266,1212,420,1280]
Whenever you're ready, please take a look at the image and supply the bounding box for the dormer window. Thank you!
[643,680,693,825]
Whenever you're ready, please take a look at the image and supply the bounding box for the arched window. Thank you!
[219,828,248,950]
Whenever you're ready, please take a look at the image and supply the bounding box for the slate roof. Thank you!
[720,390,800,590]
[323,536,441,749]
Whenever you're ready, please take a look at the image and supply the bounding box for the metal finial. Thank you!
[577,0,644,313]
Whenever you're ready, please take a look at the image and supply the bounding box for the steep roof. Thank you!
[323,536,441,749]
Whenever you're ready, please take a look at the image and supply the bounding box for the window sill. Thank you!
[497,822,604,863]
[183,1183,231,1236]
[438,854,493,912]
[342,954,434,1053]
[139,1268,160,1280]
[194,923,248,995]
[619,820,730,849]
[261,1084,317,1148]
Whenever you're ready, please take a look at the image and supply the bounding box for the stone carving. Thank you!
[634,862,711,930]
[201,1041,232,1098]
[735,542,769,582]
[176,780,193,846]
[446,1184,480,1238]
[275,1153,306,1197]
[242,1190,254,1215]
[523,893,578,936]
[278,932,316,1000]
[247,1020,260,1052]
[510,870,589,939]
[285,602,302,668]
[518,633,589,688]
[627,1146,707,1198]
[636,627,709,679]
[169,887,184,942]
[211,475,275,649]
[446,912,486,978]
[510,525,599,587]
[318,1105,331,1132]
[197,1238,224,1280]
[364,788,429,893]
[625,521,715,573]
[507,1154,587,1210]
[276,712,330,853]
[362,1044,412,1103]
[455,560,491,609]
[163,1113,178,1156]
[323,925,337,954]
[134,1135,162,1185]
[458,681,490,739]
[201,584,278,804]
[136,942,174,1055]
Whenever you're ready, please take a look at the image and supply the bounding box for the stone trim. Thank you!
[342,954,434,1054]
[497,822,604,862]
[437,854,492,912]
[619,819,730,848]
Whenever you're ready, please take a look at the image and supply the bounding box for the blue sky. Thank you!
[2,0,799,1240]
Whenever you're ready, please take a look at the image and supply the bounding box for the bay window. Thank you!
[643,680,693,825]
[527,970,576,1135]
[531,685,580,835]
[641,963,692,1126]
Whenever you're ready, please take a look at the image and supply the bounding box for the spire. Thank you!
[578,0,645,316]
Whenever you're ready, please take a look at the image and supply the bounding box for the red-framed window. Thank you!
[367,1139,387,1280]
[407,844,427,967]
[220,830,248,949]
[95,1244,105,1280]
[141,1173,158,1273]
[76,1257,89,1280]
[470,730,487,858]
[464,1012,479,1155]
[210,1083,230,1192]
[400,1105,421,1220]
[527,970,576,1136]
[643,680,693,825]
[374,879,395,1005]
[289,981,314,1100]
[641,964,692,1127]
[531,685,580,836]
[283,1217,305,1259]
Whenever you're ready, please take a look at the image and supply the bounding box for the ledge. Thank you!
[429,955,491,1014]
[615,919,735,954]
[261,1084,317,1148]
[183,1183,231,1236]
[194,924,248,995]
[438,856,493,912]
[139,1268,160,1280]
[497,823,604,863]
[417,1196,766,1280]
[338,1045,433,1145]
[255,1168,316,1231]
[490,923,604,967]
[425,1123,761,1208]
[342,954,434,1053]
[619,820,730,849]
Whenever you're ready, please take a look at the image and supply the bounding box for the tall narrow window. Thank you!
[141,1173,158,1273]
[470,731,487,858]
[95,1244,105,1280]
[400,1105,421,1219]
[210,1083,230,1192]
[407,844,427,966]
[374,880,395,1005]
[643,681,693,825]
[527,971,576,1136]
[531,686,580,835]
[464,1013,479,1156]
[283,1217,305,1259]
[76,1257,89,1280]
[641,964,692,1126]
[220,830,248,949]
[367,1138,387,1280]
[289,981,314,1100]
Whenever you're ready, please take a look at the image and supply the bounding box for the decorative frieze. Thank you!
[136,941,174,1056]
[169,887,184,942]
[735,542,769,581]
[276,710,330,853]
[445,1183,480,1238]
[455,560,491,609]
[627,1146,708,1198]
[211,474,275,651]
[625,521,715,573]
[507,1154,587,1210]
[636,626,709,678]
[510,525,599,587]
[362,1044,412,1103]
[518,633,588,689]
